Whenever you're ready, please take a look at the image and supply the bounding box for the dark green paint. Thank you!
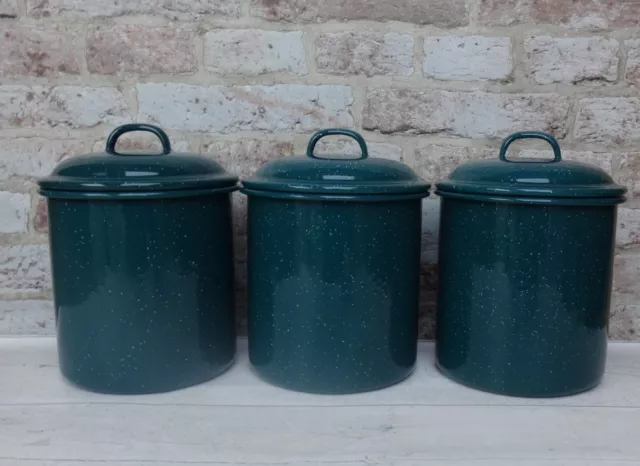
[306,128,369,160]
[39,124,237,195]
[437,131,627,201]
[435,132,626,398]
[241,128,429,197]
[241,129,429,394]
[39,124,238,394]
[246,197,422,394]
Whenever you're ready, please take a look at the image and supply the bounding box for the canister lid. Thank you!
[38,124,238,198]
[436,132,627,204]
[241,129,430,199]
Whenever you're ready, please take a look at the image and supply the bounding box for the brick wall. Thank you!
[0,0,639,339]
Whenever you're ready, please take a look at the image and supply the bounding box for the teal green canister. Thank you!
[38,124,238,394]
[240,129,430,394]
[435,132,627,398]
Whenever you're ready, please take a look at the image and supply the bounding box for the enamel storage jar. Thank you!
[241,129,431,394]
[435,131,627,397]
[38,124,238,394]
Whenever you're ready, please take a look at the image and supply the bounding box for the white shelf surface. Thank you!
[1,337,640,465]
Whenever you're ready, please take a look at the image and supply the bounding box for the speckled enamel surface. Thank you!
[47,194,236,395]
[246,196,423,394]
[435,198,618,397]
[242,129,430,199]
[38,124,238,196]
[436,131,627,203]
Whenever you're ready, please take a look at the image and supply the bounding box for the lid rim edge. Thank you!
[39,185,238,200]
[435,189,626,206]
[240,186,430,202]
[435,181,627,199]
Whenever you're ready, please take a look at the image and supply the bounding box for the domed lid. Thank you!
[436,132,627,201]
[241,129,430,197]
[38,124,237,195]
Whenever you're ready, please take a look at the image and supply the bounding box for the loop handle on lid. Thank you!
[307,129,369,161]
[499,131,562,163]
[106,124,172,156]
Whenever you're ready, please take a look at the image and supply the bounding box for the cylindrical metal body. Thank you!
[48,194,236,394]
[241,129,430,394]
[247,195,423,394]
[39,124,238,394]
[435,131,626,397]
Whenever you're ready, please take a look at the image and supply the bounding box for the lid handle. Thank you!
[499,131,562,163]
[106,124,172,156]
[306,129,369,161]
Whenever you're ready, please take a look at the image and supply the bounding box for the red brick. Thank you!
[87,26,196,75]
[0,300,55,336]
[0,28,79,77]
[27,0,241,19]
[34,197,48,233]
[202,139,295,178]
[625,39,640,86]
[617,153,640,200]
[252,0,468,27]
[479,0,640,28]
[614,252,640,308]
[617,208,640,249]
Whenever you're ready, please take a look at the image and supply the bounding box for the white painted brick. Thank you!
[316,32,414,77]
[205,30,307,76]
[520,150,614,174]
[617,207,640,249]
[0,86,130,129]
[0,300,55,335]
[0,244,50,294]
[618,153,640,200]
[0,139,85,180]
[575,98,640,144]
[414,145,495,181]
[92,133,190,153]
[610,303,640,340]
[137,83,354,133]
[614,252,640,307]
[0,0,17,16]
[202,139,295,178]
[364,90,570,139]
[423,36,513,82]
[524,36,619,85]
[0,192,30,233]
